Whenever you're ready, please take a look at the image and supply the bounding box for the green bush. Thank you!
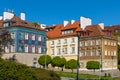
[118,65,120,71]
[86,61,100,72]
[0,58,60,80]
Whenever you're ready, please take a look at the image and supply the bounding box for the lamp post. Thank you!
[76,31,80,80]
[45,47,47,69]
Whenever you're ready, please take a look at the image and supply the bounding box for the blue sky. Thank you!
[0,0,120,26]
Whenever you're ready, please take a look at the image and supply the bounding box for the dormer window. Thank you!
[3,22,10,27]
[114,29,119,33]
[61,29,73,35]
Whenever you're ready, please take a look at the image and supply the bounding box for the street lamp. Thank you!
[76,31,80,80]
[45,47,47,69]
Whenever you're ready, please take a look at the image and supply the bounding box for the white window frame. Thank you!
[25,33,28,40]
[38,35,42,41]
[38,46,41,53]
[32,34,35,40]
[32,45,35,53]
[25,44,28,52]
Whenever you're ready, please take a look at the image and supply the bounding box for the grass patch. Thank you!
[55,71,118,80]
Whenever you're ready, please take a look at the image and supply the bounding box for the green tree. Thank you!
[51,56,61,68]
[86,61,100,72]
[51,56,66,71]
[118,45,120,64]
[65,59,77,73]
[32,22,40,28]
[38,55,51,68]
[0,29,12,55]
[58,57,66,71]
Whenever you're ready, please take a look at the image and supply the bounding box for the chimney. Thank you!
[41,24,46,29]
[3,11,14,20]
[98,23,104,29]
[20,13,25,20]
[0,16,3,20]
[71,20,75,24]
[64,20,69,27]
[80,16,92,30]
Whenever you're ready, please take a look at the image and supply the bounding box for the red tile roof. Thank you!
[0,20,3,28]
[46,22,114,39]
[105,25,120,33]
[46,21,81,39]
[0,16,45,31]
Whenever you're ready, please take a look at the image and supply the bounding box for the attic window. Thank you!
[21,21,27,24]
[114,29,119,33]
[61,30,73,35]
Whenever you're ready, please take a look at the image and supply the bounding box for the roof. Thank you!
[47,22,115,39]
[0,16,45,31]
[0,20,3,28]
[46,21,81,39]
[105,25,120,33]
[84,24,105,36]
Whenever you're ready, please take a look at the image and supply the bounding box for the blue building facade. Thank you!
[8,27,46,53]
[1,11,46,54]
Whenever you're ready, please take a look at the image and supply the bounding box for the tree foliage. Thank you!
[65,59,77,73]
[32,22,40,28]
[86,61,100,72]
[0,58,60,80]
[38,55,51,68]
[0,29,12,55]
[118,45,120,64]
[51,56,66,71]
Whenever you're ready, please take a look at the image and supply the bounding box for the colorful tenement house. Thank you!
[46,16,118,70]
[0,11,46,53]
[0,11,46,67]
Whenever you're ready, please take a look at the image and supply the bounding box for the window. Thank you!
[38,35,41,41]
[57,48,61,55]
[11,32,15,39]
[3,22,9,27]
[104,40,107,45]
[5,46,9,53]
[64,48,67,54]
[114,51,116,56]
[32,34,35,40]
[52,49,54,55]
[71,38,75,42]
[51,41,54,45]
[58,40,61,44]
[38,46,41,53]
[80,42,83,46]
[64,39,67,43]
[91,40,95,46]
[96,40,101,45]
[25,44,28,52]
[85,51,89,56]
[72,47,75,54]
[108,41,110,45]
[80,51,83,57]
[32,45,35,53]
[96,50,101,56]
[91,50,94,56]
[25,33,28,40]
[114,42,116,46]
[114,29,119,32]
[85,41,89,46]
[11,45,15,52]
[105,50,107,55]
